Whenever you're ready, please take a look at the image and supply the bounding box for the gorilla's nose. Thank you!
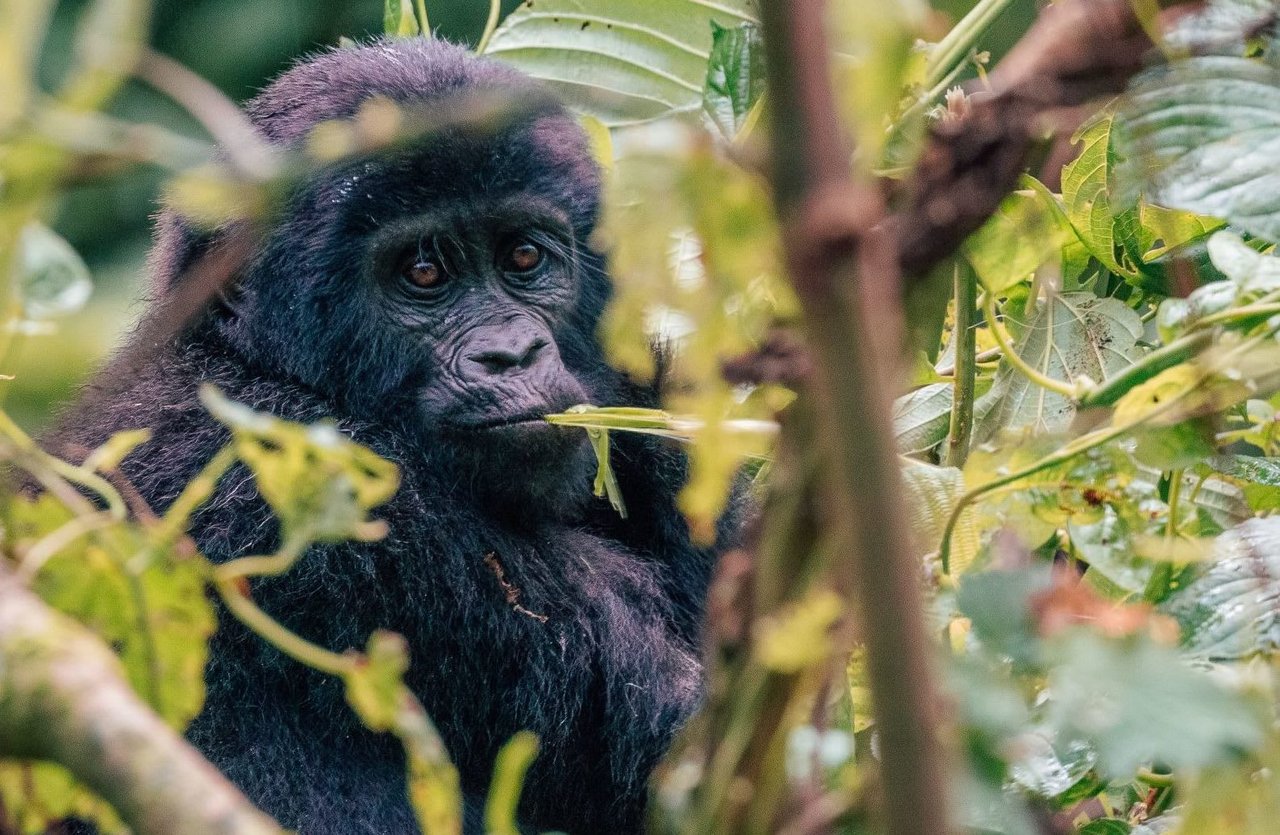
[464,323,548,375]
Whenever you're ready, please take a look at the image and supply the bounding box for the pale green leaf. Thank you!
[976,294,1144,437]
[1206,230,1280,290]
[892,383,952,454]
[901,460,979,571]
[964,188,1071,293]
[485,0,760,126]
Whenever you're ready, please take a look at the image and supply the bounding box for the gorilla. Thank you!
[47,38,732,835]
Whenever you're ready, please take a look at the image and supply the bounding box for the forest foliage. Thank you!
[5,0,1280,834]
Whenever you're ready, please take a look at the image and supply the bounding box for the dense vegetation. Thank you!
[5,0,1280,833]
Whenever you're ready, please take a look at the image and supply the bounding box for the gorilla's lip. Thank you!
[450,412,562,431]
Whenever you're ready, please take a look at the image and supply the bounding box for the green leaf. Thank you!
[1118,56,1280,244]
[384,0,420,37]
[1211,453,1280,511]
[1047,630,1264,776]
[1062,115,1136,277]
[964,188,1071,293]
[1079,820,1132,835]
[892,383,952,454]
[6,494,215,729]
[485,0,760,126]
[901,459,979,571]
[976,294,1144,437]
[1070,507,1153,596]
[17,221,93,320]
[1008,731,1099,801]
[702,22,764,141]
[1164,0,1277,54]
[201,385,399,543]
[1207,230,1280,290]
[956,566,1055,666]
[1161,517,1280,661]
[0,762,126,834]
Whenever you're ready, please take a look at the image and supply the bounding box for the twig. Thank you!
[135,50,277,180]
[893,0,1178,282]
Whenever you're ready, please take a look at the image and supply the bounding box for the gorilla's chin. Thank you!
[432,414,598,517]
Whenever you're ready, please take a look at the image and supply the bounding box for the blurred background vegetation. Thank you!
[18,0,1035,430]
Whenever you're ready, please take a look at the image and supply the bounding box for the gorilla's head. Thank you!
[156,40,616,505]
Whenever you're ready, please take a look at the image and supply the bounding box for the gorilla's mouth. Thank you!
[447,400,584,432]
[454,413,558,431]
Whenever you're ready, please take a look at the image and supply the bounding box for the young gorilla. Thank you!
[48,39,727,835]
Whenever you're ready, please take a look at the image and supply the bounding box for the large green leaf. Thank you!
[1062,115,1135,278]
[484,0,760,126]
[1161,517,1280,661]
[1119,56,1280,244]
[900,459,979,570]
[976,293,1144,437]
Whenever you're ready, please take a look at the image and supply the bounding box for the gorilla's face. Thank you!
[366,194,590,447]
[210,91,610,504]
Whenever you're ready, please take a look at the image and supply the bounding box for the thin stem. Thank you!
[945,262,977,467]
[154,445,237,547]
[214,529,312,583]
[924,0,1018,92]
[17,510,116,581]
[0,408,126,519]
[983,291,1076,397]
[475,0,502,54]
[1164,469,1183,540]
[214,578,354,677]
[414,0,430,33]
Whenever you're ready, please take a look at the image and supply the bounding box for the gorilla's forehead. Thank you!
[319,119,600,236]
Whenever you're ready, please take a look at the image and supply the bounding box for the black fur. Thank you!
[47,39,726,835]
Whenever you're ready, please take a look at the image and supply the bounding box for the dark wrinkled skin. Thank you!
[46,39,734,835]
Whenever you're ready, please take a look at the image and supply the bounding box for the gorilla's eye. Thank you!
[503,241,543,274]
[402,256,444,290]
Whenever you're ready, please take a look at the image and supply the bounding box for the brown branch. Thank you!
[0,567,282,835]
[893,0,1198,281]
[758,2,950,835]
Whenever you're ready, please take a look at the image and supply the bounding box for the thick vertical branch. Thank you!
[758,2,951,835]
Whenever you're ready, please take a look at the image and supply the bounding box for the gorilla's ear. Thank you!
[146,210,246,308]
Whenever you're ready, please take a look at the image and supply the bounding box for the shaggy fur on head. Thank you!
[48,38,730,835]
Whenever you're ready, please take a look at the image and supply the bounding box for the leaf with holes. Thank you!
[485,0,761,126]
[976,294,1143,438]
